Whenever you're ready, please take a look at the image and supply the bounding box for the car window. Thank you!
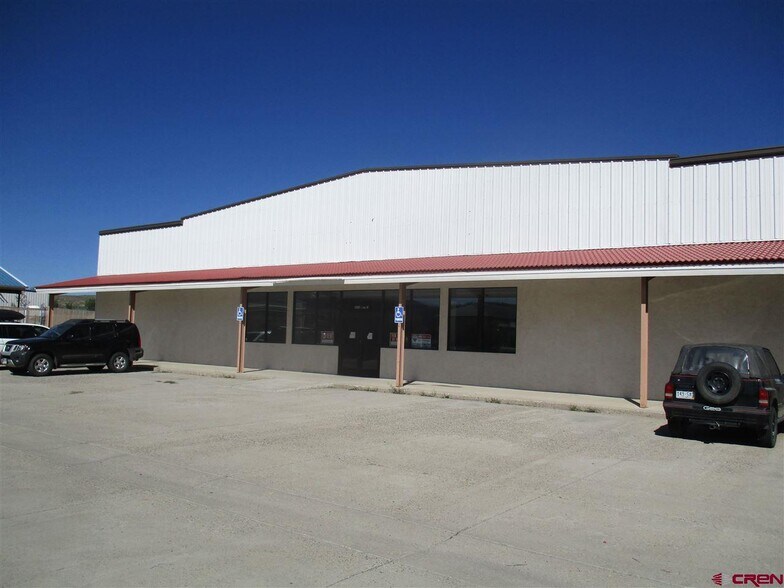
[0,326,8,339]
[91,323,115,341]
[33,326,47,337]
[64,324,91,342]
[681,346,750,377]
[4,325,28,339]
[761,349,782,378]
[17,325,40,339]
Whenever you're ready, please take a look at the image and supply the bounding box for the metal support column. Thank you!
[237,287,248,373]
[639,277,651,409]
[127,291,136,322]
[395,283,407,387]
[46,294,55,327]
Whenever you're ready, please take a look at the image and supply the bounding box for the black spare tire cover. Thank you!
[696,362,742,405]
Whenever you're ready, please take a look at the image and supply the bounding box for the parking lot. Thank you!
[1,368,782,587]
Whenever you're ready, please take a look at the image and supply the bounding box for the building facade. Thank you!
[40,147,784,401]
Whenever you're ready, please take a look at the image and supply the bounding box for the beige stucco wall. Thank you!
[95,292,130,320]
[380,279,640,397]
[134,289,239,366]
[648,275,783,397]
[245,343,339,373]
[97,275,783,400]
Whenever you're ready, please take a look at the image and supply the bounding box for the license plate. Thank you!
[675,390,694,400]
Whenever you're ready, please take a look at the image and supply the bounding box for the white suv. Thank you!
[0,322,48,354]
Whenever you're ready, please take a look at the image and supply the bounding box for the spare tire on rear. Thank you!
[696,362,742,405]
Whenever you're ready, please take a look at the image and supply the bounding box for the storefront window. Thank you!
[448,288,516,353]
[383,289,440,350]
[292,291,339,345]
[246,291,287,343]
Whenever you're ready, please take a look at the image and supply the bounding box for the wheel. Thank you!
[696,362,741,405]
[87,365,104,372]
[107,352,130,373]
[758,405,778,449]
[668,417,686,437]
[27,354,53,377]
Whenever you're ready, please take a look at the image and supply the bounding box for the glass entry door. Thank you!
[338,291,382,377]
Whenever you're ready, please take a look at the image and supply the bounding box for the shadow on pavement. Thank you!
[7,364,156,377]
[653,422,772,448]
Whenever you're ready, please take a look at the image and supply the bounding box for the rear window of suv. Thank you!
[679,346,751,377]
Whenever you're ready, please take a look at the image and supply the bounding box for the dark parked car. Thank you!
[1,319,143,377]
[663,344,784,448]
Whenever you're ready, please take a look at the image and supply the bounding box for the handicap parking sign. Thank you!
[394,305,405,324]
[236,305,245,322]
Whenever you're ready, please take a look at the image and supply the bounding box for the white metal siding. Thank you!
[97,157,784,275]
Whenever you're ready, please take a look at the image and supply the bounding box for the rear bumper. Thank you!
[664,401,769,428]
[130,347,144,361]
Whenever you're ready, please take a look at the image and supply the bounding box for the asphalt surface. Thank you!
[1,367,782,587]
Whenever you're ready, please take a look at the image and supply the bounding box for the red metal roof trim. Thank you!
[39,240,784,290]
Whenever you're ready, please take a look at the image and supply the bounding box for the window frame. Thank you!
[447,287,517,354]
[292,291,339,346]
[383,288,440,351]
[245,291,288,344]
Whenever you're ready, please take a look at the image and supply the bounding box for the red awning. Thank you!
[39,240,784,290]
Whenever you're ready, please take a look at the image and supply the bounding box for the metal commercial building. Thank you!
[39,146,784,403]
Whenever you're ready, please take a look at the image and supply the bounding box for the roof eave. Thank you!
[36,262,784,294]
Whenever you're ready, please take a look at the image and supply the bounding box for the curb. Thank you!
[331,384,665,419]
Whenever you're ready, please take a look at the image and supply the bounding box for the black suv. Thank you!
[1,319,144,377]
[663,344,784,448]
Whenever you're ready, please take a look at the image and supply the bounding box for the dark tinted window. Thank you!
[384,289,440,350]
[448,289,482,352]
[64,324,91,342]
[33,326,48,337]
[760,349,782,378]
[293,292,317,344]
[316,292,340,345]
[448,288,516,353]
[91,323,116,341]
[1,325,35,339]
[293,291,340,345]
[16,325,42,339]
[246,292,287,343]
[483,288,516,353]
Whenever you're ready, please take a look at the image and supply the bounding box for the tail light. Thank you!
[664,382,674,400]
[759,385,769,408]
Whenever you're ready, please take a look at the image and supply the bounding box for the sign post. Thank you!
[236,289,248,373]
[394,285,406,387]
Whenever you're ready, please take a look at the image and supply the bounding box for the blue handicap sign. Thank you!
[394,305,405,324]
[236,305,245,322]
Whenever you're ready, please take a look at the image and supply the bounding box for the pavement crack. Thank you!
[325,559,395,587]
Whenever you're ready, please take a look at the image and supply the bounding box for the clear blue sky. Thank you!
[1,0,782,287]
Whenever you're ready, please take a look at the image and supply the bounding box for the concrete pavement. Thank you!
[1,367,780,586]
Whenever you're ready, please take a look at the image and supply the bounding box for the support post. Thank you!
[237,287,248,373]
[127,291,136,322]
[46,294,55,327]
[395,283,407,387]
[639,277,650,409]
